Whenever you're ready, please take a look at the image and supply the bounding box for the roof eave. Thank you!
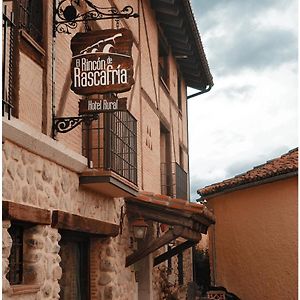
[198,171,298,200]
[151,0,214,90]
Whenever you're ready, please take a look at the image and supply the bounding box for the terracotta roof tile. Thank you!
[126,192,215,224]
[198,148,298,197]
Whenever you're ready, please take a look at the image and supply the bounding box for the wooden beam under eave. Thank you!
[153,240,197,267]
[174,226,202,241]
[126,227,181,267]
[51,210,119,237]
[126,203,195,230]
[2,201,51,225]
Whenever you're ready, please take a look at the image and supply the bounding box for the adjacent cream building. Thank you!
[198,149,298,300]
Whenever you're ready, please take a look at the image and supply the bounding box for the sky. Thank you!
[188,0,298,201]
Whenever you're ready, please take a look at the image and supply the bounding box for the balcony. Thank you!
[161,162,188,200]
[2,6,15,119]
[80,111,138,197]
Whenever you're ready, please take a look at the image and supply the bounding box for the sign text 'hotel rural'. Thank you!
[71,28,134,95]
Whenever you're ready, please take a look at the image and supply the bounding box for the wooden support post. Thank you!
[125,226,183,267]
[153,240,197,267]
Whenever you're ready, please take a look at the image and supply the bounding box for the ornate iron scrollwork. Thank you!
[53,114,98,136]
[54,0,139,34]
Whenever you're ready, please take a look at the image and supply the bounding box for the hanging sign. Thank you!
[70,28,134,95]
[79,97,127,115]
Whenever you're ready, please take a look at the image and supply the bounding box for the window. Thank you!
[82,111,138,185]
[178,75,182,111]
[19,0,43,45]
[158,28,169,87]
[59,232,90,300]
[8,224,24,285]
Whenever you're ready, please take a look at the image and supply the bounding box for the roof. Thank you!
[151,0,213,90]
[126,191,215,232]
[198,148,298,198]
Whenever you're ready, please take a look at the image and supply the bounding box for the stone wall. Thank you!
[2,140,119,224]
[2,222,61,300]
[2,140,139,299]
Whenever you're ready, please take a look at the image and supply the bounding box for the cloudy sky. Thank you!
[188,0,298,200]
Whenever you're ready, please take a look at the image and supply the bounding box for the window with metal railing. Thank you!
[161,162,188,200]
[7,224,24,285]
[2,6,15,119]
[82,111,138,185]
[19,0,43,45]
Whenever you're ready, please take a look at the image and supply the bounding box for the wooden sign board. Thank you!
[71,28,134,95]
[79,97,127,115]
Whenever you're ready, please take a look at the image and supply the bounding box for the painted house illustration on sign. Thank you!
[2,0,214,299]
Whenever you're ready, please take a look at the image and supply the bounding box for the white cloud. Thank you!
[188,0,297,201]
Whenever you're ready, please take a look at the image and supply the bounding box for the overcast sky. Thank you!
[188,0,298,201]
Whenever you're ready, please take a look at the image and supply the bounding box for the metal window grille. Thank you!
[161,162,188,200]
[8,225,24,285]
[82,111,138,185]
[175,163,188,200]
[19,0,43,45]
[2,6,15,119]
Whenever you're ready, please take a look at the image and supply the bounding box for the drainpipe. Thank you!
[187,85,212,99]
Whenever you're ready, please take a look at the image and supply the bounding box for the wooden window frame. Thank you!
[158,27,170,89]
[7,223,24,285]
[177,74,182,111]
[15,0,46,66]
[59,230,90,300]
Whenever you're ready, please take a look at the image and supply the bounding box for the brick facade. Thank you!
[2,0,209,299]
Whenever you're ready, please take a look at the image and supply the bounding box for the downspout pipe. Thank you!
[187,85,212,99]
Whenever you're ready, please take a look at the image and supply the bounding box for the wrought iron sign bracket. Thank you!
[52,113,98,137]
[54,0,139,35]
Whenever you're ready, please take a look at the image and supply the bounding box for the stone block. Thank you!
[26,166,34,184]
[3,142,11,160]
[42,283,52,298]
[7,160,16,179]
[2,177,13,200]
[2,278,10,293]
[38,193,48,208]
[51,244,60,254]
[26,237,44,249]
[34,157,43,172]
[54,181,61,198]
[11,147,21,161]
[104,285,113,300]
[22,185,29,202]
[17,163,25,180]
[2,159,6,176]
[52,266,62,280]
[35,176,44,191]
[61,173,70,193]
[106,245,116,257]
[28,186,37,205]
[23,252,42,263]
[52,282,60,298]
[42,163,53,183]
[98,273,112,286]
[100,259,115,272]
